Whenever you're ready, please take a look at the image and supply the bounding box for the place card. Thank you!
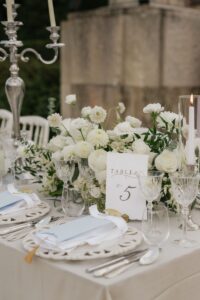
[106,153,148,220]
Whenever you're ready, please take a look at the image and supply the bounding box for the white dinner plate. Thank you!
[0,201,50,225]
[23,222,142,261]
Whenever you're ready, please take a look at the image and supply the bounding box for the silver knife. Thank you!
[0,222,33,235]
[91,249,147,277]
[104,256,141,278]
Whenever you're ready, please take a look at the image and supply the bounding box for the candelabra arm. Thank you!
[0,48,8,62]
[20,47,59,65]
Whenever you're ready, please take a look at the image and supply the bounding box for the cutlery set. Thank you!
[86,249,147,278]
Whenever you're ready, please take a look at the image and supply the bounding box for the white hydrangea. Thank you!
[17,145,27,158]
[143,103,164,114]
[117,102,126,114]
[52,151,63,161]
[81,106,92,118]
[132,139,151,155]
[87,129,109,147]
[155,149,178,173]
[89,106,107,124]
[47,113,62,128]
[113,122,134,136]
[125,116,142,128]
[65,94,77,105]
[74,141,94,159]
[88,149,107,172]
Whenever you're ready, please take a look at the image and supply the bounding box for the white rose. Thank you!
[74,141,94,159]
[47,113,62,128]
[155,150,178,173]
[95,170,106,184]
[117,102,126,114]
[89,106,107,124]
[132,139,150,155]
[62,145,76,161]
[143,103,164,114]
[125,116,142,128]
[88,149,107,172]
[65,94,77,105]
[81,106,92,118]
[87,129,109,147]
[113,122,134,136]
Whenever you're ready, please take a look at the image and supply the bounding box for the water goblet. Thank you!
[140,203,169,265]
[170,174,199,247]
[137,171,164,213]
[54,159,85,217]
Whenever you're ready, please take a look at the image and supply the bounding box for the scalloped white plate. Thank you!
[0,201,50,225]
[23,223,142,261]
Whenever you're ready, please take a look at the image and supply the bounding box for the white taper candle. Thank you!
[187,94,195,165]
[48,0,56,27]
[6,0,13,22]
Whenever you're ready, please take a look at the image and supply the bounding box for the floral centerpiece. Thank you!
[16,99,184,212]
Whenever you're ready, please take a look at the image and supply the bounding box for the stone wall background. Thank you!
[60,0,200,125]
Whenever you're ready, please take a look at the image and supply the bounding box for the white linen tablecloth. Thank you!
[0,196,200,300]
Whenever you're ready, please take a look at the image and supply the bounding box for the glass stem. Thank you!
[181,206,189,241]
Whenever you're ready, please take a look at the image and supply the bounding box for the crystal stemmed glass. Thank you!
[140,203,169,265]
[54,159,85,217]
[137,171,164,213]
[170,174,199,247]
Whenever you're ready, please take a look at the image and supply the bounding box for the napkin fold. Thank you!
[34,205,128,251]
[0,184,41,215]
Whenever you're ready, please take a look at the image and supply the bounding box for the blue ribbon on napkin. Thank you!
[0,191,24,211]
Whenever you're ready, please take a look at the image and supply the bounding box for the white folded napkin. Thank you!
[34,205,128,251]
[0,184,41,215]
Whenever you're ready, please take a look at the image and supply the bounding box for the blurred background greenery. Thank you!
[0,0,109,117]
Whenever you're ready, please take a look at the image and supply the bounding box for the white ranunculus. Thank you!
[113,121,134,136]
[81,106,92,118]
[87,129,109,147]
[47,113,62,128]
[69,118,93,141]
[90,186,101,198]
[88,149,107,172]
[74,141,94,159]
[155,149,178,173]
[61,145,76,161]
[157,111,180,129]
[118,102,126,114]
[132,139,151,155]
[47,135,73,152]
[125,116,142,128]
[65,94,77,105]
[89,106,107,124]
[143,103,164,114]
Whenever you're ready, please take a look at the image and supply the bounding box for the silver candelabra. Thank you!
[0,3,64,140]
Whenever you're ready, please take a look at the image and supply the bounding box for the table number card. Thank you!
[106,153,148,220]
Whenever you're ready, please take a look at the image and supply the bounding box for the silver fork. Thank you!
[2,216,63,241]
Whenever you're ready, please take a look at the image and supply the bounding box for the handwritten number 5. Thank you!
[120,186,136,201]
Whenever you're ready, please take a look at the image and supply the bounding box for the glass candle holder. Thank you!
[178,95,200,168]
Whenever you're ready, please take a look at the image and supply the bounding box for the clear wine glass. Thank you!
[137,171,164,212]
[170,174,199,247]
[141,203,169,265]
[54,159,85,217]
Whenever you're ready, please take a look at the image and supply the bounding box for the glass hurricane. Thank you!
[170,174,199,247]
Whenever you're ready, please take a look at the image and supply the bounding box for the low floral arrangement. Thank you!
[16,96,185,212]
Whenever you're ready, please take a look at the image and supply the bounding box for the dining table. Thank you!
[0,184,200,300]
